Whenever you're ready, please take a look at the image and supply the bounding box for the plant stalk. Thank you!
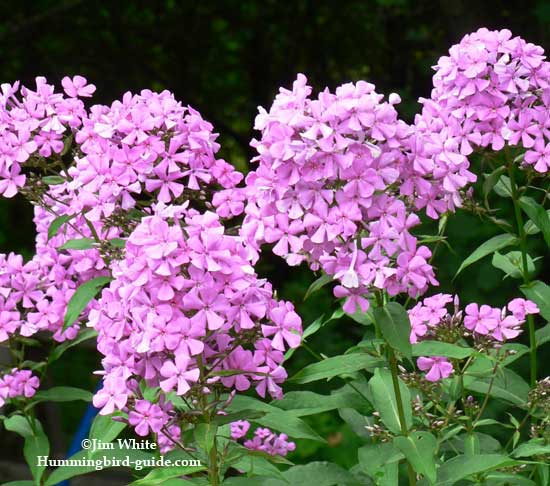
[507,162,537,386]
[209,437,220,486]
[388,348,416,486]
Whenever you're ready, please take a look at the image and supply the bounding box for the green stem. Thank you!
[388,348,416,486]
[209,437,220,486]
[507,163,537,386]
[84,217,101,243]
[472,359,499,425]
[302,341,324,362]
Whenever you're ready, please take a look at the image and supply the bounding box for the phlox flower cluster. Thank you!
[0,76,249,348]
[230,420,296,457]
[68,87,242,222]
[0,76,92,198]
[0,247,91,343]
[241,74,440,314]
[409,293,539,381]
[0,368,40,407]
[90,206,302,445]
[416,28,550,174]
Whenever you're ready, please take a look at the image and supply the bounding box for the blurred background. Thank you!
[0,0,549,480]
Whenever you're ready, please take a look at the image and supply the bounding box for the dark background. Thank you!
[0,0,549,475]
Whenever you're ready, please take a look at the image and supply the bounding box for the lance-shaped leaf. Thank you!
[412,341,474,359]
[492,250,535,279]
[455,233,518,277]
[59,238,96,250]
[304,273,333,300]
[289,353,384,384]
[519,196,550,247]
[369,368,412,434]
[418,454,516,486]
[63,276,113,330]
[4,416,50,483]
[374,302,412,359]
[47,214,75,240]
[28,387,93,405]
[521,280,550,321]
[395,432,437,484]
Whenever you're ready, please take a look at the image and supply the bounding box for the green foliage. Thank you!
[412,341,473,359]
[4,416,50,484]
[373,302,412,359]
[63,276,113,330]
[369,368,412,434]
[395,432,437,484]
[455,233,519,277]
[519,196,550,247]
[289,353,384,384]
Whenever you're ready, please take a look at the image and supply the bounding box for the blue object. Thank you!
[58,380,102,486]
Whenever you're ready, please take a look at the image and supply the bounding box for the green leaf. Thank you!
[500,343,530,365]
[482,166,506,203]
[536,324,550,347]
[213,410,265,425]
[222,478,283,486]
[348,309,373,326]
[464,433,480,456]
[47,214,74,240]
[61,133,73,156]
[255,411,326,443]
[512,439,550,458]
[275,389,368,417]
[338,408,372,440]
[521,280,550,321]
[444,432,502,456]
[302,315,325,340]
[128,464,207,486]
[283,462,361,486]
[536,464,550,486]
[493,175,513,198]
[209,369,268,378]
[300,309,344,342]
[44,450,109,485]
[58,238,96,250]
[227,395,279,414]
[519,196,550,247]
[395,432,437,484]
[304,273,333,300]
[49,328,98,363]
[484,473,536,486]
[358,442,403,482]
[418,454,515,486]
[230,452,287,482]
[455,233,518,277]
[289,353,384,384]
[4,415,34,437]
[63,276,113,330]
[25,431,50,484]
[492,250,535,279]
[194,422,217,454]
[412,341,474,359]
[525,209,550,235]
[374,302,412,359]
[88,413,126,453]
[29,386,92,405]
[5,416,49,484]
[369,368,412,434]
[45,447,156,485]
[42,175,65,185]
[109,237,126,248]
[464,366,529,406]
